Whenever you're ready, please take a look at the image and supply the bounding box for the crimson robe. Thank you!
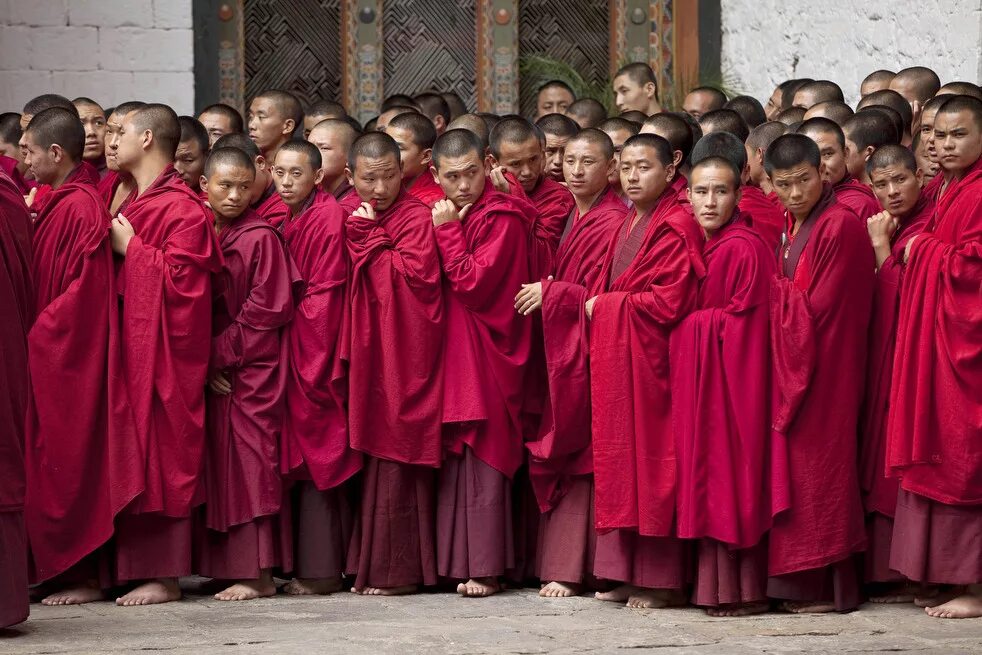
[738,183,785,254]
[435,185,534,477]
[671,212,787,548]
[279,189,362,489]
[25,173,142,583]
[407,172,445,208]
[886,157,982,505]
[0,170,31,628]
[116,165,223,518]
[528,187,626,511]
[0,155,29,195]
[590,189,705,536]
[253,182,290,229]
[527,176,576,280]
[834,174,880,221]
[97,170,124,210]
[921,172,945,203]
[204,210,301,532]
[768,185,874,576]
[31,161,100,214]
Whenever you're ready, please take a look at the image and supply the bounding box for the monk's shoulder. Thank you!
[50,183,109,222]
[664,204,703,243]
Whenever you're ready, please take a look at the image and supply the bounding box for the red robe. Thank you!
[31,161,100,214]
[768,185,874,576]
[834,174,880,221]
[0,155,29,195]
[116,165,223,517]
[204,210,301,531]
[25,174,142,583]
[921,172,946,203]
[528,187,626,511]
[590,188,705,536]
[0,170,31,628]
[280,189,362,489]
[670,212,787,548]
[435,185,534,477]
[886,157,982,505]
[253,182,290,229]
[97,170,124,210]
[527,176,576,280]
[343,191,444,466]
[407,172,445,208]
[859,193,933,519]
[738,183,785,254]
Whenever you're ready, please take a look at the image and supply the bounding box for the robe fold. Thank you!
[834,175,880,221]
[529,187,626,511]
[767,184,873,577]
[25,175,142,583]
[31,161,100,214]
[97,170,123,209]
[407,172,445,208]
[0,155,29,195]
[526,176,576,281]
[738,183,785,254]
[590,189,705,537]
[670,213,786,549]
[280,189,362,490]
[116,165,223,518]
[254,182,290,229]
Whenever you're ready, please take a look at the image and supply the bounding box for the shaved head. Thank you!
[110,101,146,121]
[431,128,485,171]
[536,112,579,138]
[889,66,941,104]
[598,117,639,137]
[24,107,85,162]
[746,121,788,153]
[865,143,917,178]
[937,94,982,131]
[690,131,746,182]
[213,132,260,159]
[414,92,451,124]
[804,101,854,125]
[765,133,821,175]
[387,112,436,149]
[446,113,490,150]
[793,80,844,108]
[255,90,303,127]
[178,116,209,152]
[306,99,346,120]
[699,109,749,142]
[489,117,543,159]
[641,113,694,164]
[381,94,421,112]
[441,91,468,120]
[844,110,899,150]
[858,106,904,146]
[348,131,401,172]
[776,106,806,126]
[275,138,321,170]
[23,94,77,117]
[615,62,657,89]
[204,146,255,177]
[130,103,181,157]
[781,79,813,110]
[566,98,607,128]
[567,127,614,160]
[724,95,767,128]
[622,133,674,167]
[858,89,913,135]
[797,117,846,149]
[199,103,244,132]
[861,70,895,96]
[937,81,982,100]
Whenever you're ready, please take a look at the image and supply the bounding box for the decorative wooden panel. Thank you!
[243,0,342,107]
[476,0,519,114]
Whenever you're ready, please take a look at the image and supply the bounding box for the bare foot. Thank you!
[116,579,181,607]
[915,586,962,608]
[214,579,276,602]
[707,601,769,617]
[283,577,342,596]
[595,584,635,603]
[781,600,836,613]
[456,577,500,597]
[540,581,582,598]
[869,583,916,604]
[627,588,668,609]
[925,593,982,619]
[41,584,105,606]
[351,585,418,596]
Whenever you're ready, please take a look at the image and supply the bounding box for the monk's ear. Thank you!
[863,145,875,162]
[755,147,765,166]
[430,164,440,184]
[605,157,616,178]
[433,116,446,134]
[741,160,751,184]
[665,161,677,182]
[344,165,354,186]
[282,119,295,137]
[818,160,829,180]
[644,82,657,100]
[685,187,693,204]
[49,143,65,163]
[484,153,493,175]
[312,166,325,185]
[199,175,208,192]
[734,185,743,205]
[141,128,154,152]
[421,147,432,167]
[914,167,924,185]
[487,153,500,168]
[672,149,683,169]
[255,155,267,171]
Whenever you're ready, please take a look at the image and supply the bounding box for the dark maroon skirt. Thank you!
[890,489,982,585]
[535,475,596,585]
[593,527,689,590]
[692,538,768,607]
[0,512,28,628]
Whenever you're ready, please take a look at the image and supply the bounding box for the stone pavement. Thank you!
[3,586,982,654]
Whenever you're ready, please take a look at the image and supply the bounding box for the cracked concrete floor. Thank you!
[3,586,982,654]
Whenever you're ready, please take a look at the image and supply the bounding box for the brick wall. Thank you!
[0,0,194,114]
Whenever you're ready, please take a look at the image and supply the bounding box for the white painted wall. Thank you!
[721,0,982,107]
[0,0,194,114]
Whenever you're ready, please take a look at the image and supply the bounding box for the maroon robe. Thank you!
[738,183,785,254]
[0,170,31,628]
[921,172,945,203]
[25,171,141,584]
[834,174,880,221]
[527,176,576,280]
[31,161,100,214]
[253,181,290,229]
[767,185,874,609]
[407,172,445,208]
[97,170,125,212]
[0,154,30,195]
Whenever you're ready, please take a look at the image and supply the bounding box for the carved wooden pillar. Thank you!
[477,0,519,114]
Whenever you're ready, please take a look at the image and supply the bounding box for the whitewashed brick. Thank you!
[69,0,153,28]
[0,0,12,25]
[152,0,191,28]
[0,70,54,113]
[130,71,195,114]
[99,27,193,72]
[8,0,68,26]
[50,70,134,107]
[0,25,32,70]
[29,26,98,72]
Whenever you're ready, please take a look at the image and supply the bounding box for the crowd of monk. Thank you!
[0,61,980,630]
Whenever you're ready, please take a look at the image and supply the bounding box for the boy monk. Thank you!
[100,101,145,215]
[886,95,982,619]
[843,111,899,184]
[73,97,108,177]
[764,134,875,612]
[273,139,362,595]
[430,129,533,597]
[515,129,626,597]
[213,133,289,227]
[590,134,704,609]
[306,118,361,201]
[386,112,444,206]
[248,90,303,163]
[175,116,209,194]
[536,113,579,183]
[197,147,301,601]
[302,100,346,139]
[198,103,244,147]
[798,118,881,220]
[108,104,223,606]
[613,63,662,115]
[639,113,694,203]
[340,133,444,595]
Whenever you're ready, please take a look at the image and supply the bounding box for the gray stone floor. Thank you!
[3,586,982,654]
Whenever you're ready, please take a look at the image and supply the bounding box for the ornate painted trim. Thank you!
[476,0,519,115]
[342,0,384,124]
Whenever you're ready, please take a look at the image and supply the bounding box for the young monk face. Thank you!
[21,131,62,185]
[76,102,106,161]
[870,163,922,217]
[682,90,716,120]
[934,109,982,177]
[765,86,783,120]
[202,162,255,223]
[303,113,331,140]
[805,130,847,184]
[563,138,613,200]
[347,153,402,211]
[433,150,486,209]
[688,162,741,237]
[272,149,323,210]
[602,127,633,188]
[104,111,125,172]
[918,106,940,164]
[494,136,544,193]
[537,86,574,119]
[770,162,824,222]
[199,110,237,147]
[842,135,869,180]
[307,125,349,184]
[111,112,147,172]
[542,132,570,181]
[619,143,674,209]
[248,97,291,154]
[613,74,653,114]
[174,138,207,192]
[387,125,431,180]
[913,137,938,183]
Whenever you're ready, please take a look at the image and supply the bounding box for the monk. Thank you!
[197,147,299,602]
[765,81,796,120]
[886,95,982,619]
[176,116,209,194]
[302,100,346,139]
[338,132,444,595]
[725,96,767,129]
[386,112,444,206]
[0,161,32,629]
[639,113,694,203]
[862,70,896,97]
[414,92,451,135]
[740,122,789,248]
[888,66,941,108]
[858,90,914,146]
[843,111,899,184]
[859,145,933,603]
[272,139,361,596]
[108,103,223,606]
[21,108,134,606]
[73,97,108,177]
[764,134,874,612]
[803,101,854,125]
[911,132,935,187]
[442,91,468,121]
[536,80,576,120]
[589,134,704,609]
[612,62,662,115]
[514,129,625,598]
[429,129,533,597]
[916,95,954,200]
[307,118,361,201]
[376,106,418,133]
[792,80,844,109]
[536,113,579,182]
[19,94,76,132]
[213,133,290,227]
[198,103,244,147]
[672,154,780,617]
[683,86,726,120]
[798,118,881,220]
[566,99,607,129]
[699,109,750,142]
[598,118,639,199]
[101,101,146,215]
[447,114,491,151]
[936,82,982,99]
[775,107,806,127]
[248,90,303,163]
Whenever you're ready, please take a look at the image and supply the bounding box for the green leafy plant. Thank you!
[519,54,615,114]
